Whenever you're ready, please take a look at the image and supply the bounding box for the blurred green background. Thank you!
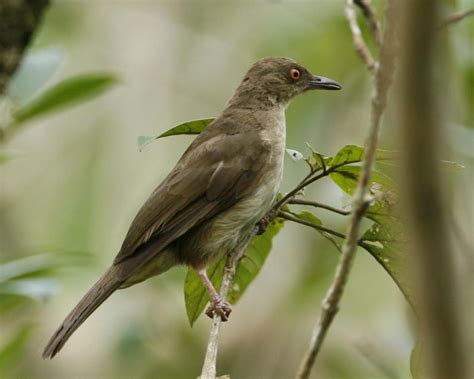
[1,1,472,378]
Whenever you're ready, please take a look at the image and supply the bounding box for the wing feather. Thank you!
[113,121,268,267]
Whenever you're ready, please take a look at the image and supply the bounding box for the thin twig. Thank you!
[345,0,378,73]
[295,1,397,378]
[279,211,404,256]
[274,159,363,212]
[278,212,347,239]
[288,199,351,216]
[354,0,382,47]
[438,8,474,29]
[199,229,257,379]
[278,212,382,255]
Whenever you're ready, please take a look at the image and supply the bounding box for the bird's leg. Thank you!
[198,269,232,321]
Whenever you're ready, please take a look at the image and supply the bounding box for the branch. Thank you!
[354,0,382,47]
[199,229,257,379]
[345,0,378,73]
[274,159,362,212]
[438,8,474,29]
[295,1,397,378]
[278,211,347,239]
[288,199,351,216]
[198,154,374,377]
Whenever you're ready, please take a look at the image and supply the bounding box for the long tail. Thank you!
[42,266,123,359]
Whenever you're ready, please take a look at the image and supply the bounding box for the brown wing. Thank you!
[113,121,268,268]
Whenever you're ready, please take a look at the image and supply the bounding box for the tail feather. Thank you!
[42,266,123,359]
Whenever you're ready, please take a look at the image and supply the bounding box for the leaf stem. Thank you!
[278,211,377,252]
[288,199,351,216]
[278,212,347,239]
[274,161,355,212]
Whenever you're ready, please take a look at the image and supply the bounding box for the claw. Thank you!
[205,297,232,321]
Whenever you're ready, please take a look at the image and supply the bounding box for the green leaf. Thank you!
[291,206,413,309]
[12,72,118,123]
[360,221,413,307]
[304,143,332,172]
[329,165,398,222]
[325,152,414,309]
[331,145,365,167]
[0,253,58,282]
[0,252,92,282]
[7,47,63,102]
[292,210,322,225]
[330,144,398,168]
[0,278,58,301]
[137,118,215,151]
[184,258,225,327]
[330,165,397,195]
[0,325,34,375]
[0,252,93,306]
[228,218,284,304]
[290,211,341,251]
[183,219,283,326]
[289,206,413,309]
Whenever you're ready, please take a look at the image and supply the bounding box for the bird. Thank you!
[42,57,341,359]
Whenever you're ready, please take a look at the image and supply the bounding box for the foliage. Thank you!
[1,48,117,142]
[12,73,118,123]
[148,121,419,325]
[7,47,63,102]
[0,325,34,376]
[0,252,92,307]
[0,47,117,378]
[137,118,215,151]
[2,4,471,376]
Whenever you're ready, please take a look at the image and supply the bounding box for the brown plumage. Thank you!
[42,57,341,359]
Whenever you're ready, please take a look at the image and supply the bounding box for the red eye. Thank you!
[290,68,301,80]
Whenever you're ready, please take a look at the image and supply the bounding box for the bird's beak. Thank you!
[306,75,342,90]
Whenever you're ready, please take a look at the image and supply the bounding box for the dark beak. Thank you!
[306,75,342,90]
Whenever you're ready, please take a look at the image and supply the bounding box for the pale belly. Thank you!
[191,171,282,267]
[176,134,284,271]
[122,171,282,288]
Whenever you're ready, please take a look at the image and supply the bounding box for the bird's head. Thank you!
[228,57,342,110]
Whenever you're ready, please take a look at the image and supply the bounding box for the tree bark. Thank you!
[0,0,50,94]
[399,0,471,377]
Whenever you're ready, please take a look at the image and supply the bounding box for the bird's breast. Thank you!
[200,113,285,254]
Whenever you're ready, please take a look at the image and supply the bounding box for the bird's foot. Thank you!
[206,297,232,321]
[257,217,269,235]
